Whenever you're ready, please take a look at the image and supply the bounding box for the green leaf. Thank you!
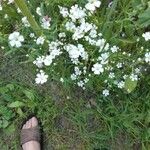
[14,0,42,36]
[125,77,137,93]
[23,90,35,100]
[8,101,25,108]
[4,124,15,135]
[137,8,150,27]
[0,119,9,128]
[17,108,24,116]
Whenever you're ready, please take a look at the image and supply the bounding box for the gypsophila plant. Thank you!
[1,0,150,97]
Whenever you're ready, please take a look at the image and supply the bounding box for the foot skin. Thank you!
[22,117,41,150]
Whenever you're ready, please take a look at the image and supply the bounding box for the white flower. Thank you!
[123,75,127,79]
[92,63,104,74]
[33,56,44,68]
[71,21,93,40]
[49,41,61,50]
[69,5,86,21]
[30,33,35,38]
[74,67,82,75]
[8,31,24,48]
[17,8,21,13]
[35,70,48,84]
[130,74,138,81]
[109,72,115,79]
[36,7,42,16]
[142,32,150,41]
[80,21,93,32]
[59,32,66,38]
[78,44,88,60]
[65,44,81,59]
[135,68,140,74]
[50,48,62,59]
[41,16,51,29]
[117,81,125,89]
[88,38,96,45]
[36,36,45,45]
[43,55,53,66]
[60,78,64,82]
[102,89,109,97]
[116,63,122,68]
[89,29,97,38]
[59,6,69,17]
[96,39,106,51]
[72,28,84,40]
[4,14,8,19]
[71,73,77,80]
[69,49,81,59]
[98,53,109,64]
[65,44,88,62]
[145,52,150,63]
[22,17,30,27]
[84,78,89,83]
[65,21,76,32]
[77,80,84,87]
[104,43,110,51]
[138,58,142,62]
[85,0,101,12]
[111,45,119,53]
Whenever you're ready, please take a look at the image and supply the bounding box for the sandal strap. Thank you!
[21,126,41,145]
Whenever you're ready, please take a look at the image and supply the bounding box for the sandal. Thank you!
[20,119,41,145]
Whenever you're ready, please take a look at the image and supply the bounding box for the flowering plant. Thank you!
[1,0,150,97]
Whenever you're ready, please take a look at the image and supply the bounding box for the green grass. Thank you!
[0,0,150,150]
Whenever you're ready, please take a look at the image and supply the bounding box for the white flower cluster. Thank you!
[65,44,88,64]
[70,66,89,89]
[33,1,121,88]
[59,4,86,22]
[34,40,63,70]
[32,0,149,94]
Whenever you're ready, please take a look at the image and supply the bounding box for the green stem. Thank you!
[14,0,42,36]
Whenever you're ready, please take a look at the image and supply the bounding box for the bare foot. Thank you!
[22,117,41,150]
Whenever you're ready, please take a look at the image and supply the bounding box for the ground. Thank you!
[0,49,149,150]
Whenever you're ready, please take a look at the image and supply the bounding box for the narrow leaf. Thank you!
[23,90,35,100]
[14,0,42,36]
